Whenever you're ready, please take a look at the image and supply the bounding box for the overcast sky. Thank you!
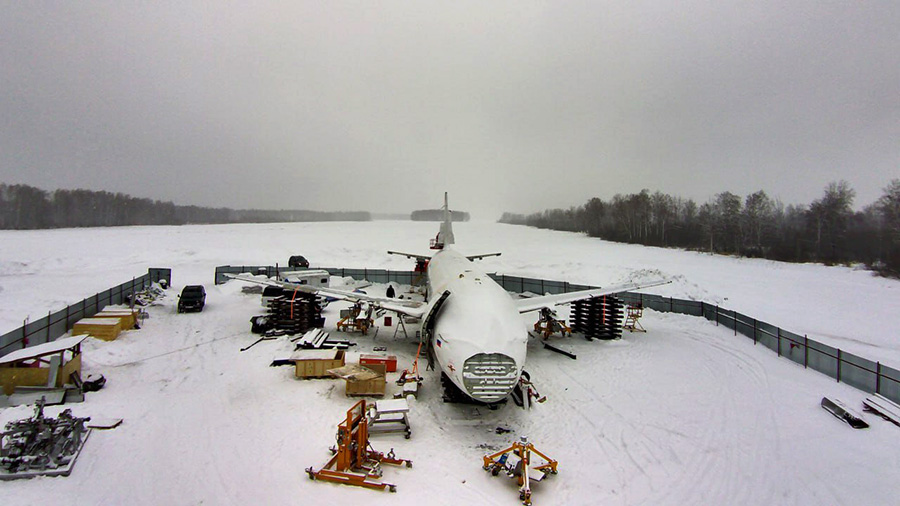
[1,2,897,218]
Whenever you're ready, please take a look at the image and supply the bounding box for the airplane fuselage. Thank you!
[426,246,527,404]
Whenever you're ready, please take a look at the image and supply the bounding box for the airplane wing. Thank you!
[387,250,432,261]
[466,253,501,261]
[224,274,428,319]
[514,278,671,314]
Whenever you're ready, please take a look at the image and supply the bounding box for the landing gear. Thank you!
[512,371,546,409]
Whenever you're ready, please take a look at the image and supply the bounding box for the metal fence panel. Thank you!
[841,353,878,393]
[0,327,26,355]
[522,278,544,295]
[702,303,718,323]
[755,320,779,353]
[642,294,669,313]
[616,292,641,307]
[543,280,568,294]
[780,329,807,367]
[879,365,900,404]
[806,340,839,380]
[149,268,172,286]
[718,309,737,332]
[47,308,69,344]
[734,312,758,341]
[673,299,703,317]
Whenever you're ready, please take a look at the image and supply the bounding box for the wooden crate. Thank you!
[73,318,122,341]
[0,354,81,396]
[292,349,346,379]
[94,309,139,330]
[345,363,386,397]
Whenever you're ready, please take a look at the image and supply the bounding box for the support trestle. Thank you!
[306,400,411,492]
[482,436,558,505]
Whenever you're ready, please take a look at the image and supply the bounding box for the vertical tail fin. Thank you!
[433,192,455,248]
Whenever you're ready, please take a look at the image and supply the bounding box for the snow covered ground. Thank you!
[1,221,899,505]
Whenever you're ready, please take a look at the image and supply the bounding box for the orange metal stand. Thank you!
[533,308,571,339]
[624,304,646,332]
[306,400,411,492]
[483,437,558,505]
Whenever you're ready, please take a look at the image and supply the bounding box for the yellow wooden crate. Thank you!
[73,317,122,341]
[94,309,139,330]
[292,350,346,379]
[345,363,386,397]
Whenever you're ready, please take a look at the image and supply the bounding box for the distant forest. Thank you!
[0,183,370,229]
[411,209,471,221]
[499,180,900,276]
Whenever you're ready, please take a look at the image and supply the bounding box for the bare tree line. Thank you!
[0,184,371,229]
[500,180,900,276]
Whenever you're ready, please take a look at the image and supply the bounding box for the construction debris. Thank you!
[240,336,276,352]
[0,398,92,480]
[862,394,900,427]
[306,400,411,492]
[821,396,869,429]
[541,342,576,360]
[293,328,352,350]
[125,284,166,307]
[482,436,558,506]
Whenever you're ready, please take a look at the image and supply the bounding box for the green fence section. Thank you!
[0,268,172,358]
[215,265,900,404]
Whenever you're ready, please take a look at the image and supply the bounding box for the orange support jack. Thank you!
[483,437,558,505]
[533,307,571,339]
[336,302,374,335]
[306,400,412,492]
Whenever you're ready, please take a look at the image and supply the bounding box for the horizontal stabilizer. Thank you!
[466,253,502,261]
[387,250,432,261]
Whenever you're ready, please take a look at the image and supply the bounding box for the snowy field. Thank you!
[1,221,899,505]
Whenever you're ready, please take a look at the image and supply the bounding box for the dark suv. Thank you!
[288,255,309,268]
[178,285,206,313]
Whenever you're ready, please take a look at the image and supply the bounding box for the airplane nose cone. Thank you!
[461,353,519,403]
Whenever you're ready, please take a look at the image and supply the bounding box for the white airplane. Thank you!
[227,194,669,405]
